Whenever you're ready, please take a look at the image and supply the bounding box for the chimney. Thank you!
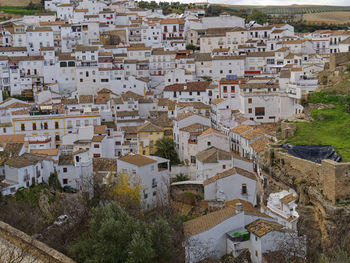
[236,203,243,214]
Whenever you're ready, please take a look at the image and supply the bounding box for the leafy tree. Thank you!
[173,173,189,182]
[154,137,180,166]
[108,172,144,210]
[247,9,268,25]
[186,44,196,51]
[150,218,175,262]
[69,202,176,263]
[48,170,62,191]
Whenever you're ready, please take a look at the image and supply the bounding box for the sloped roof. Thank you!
[199,128,226,137]
[93,158,116,172]
[183,206,236,238]
[164,82,211,92]
[250,137,271,154]
[203,167,257,186]
[231,124,253,134]
[137,122,163,133]
[195,147,231,163]
[245,219,286,237]
[118,154,156,167]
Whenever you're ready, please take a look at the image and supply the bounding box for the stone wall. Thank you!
[0,220,75,263]
[329,52,350,71]
[264,147,350,204]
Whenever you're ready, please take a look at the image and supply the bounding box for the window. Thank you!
[94,144,100,148]
[222,165,226,169]
[153,191,156,196]
[44,122,48,129]
[75,156,80,162]
[191,156,196,164]
[248,98,252,104]
[248,108,252,114]
[21,123,25,131]
[223,86,227,92]
[84,120,89,126]
[60,61,67,67]
[63,167,68,173]
[63,178,68,184]
[55,134,60,141]
[255,107,265,116]
[93,154,101,157]
[242,184,247,194]
[152,178,157,188]
[55,121,59,129]
[32,123,37,130]
[231,86,235,92]
[207,141,211,147]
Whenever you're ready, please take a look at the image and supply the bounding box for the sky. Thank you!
[174,0,350,5]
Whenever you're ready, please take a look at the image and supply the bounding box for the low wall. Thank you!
[330,52,350,71]
[0,220,75,263]
[264,147,350,204]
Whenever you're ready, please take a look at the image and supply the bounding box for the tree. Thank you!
[154,137,180,167]
[247,9,268,25]
[108,172,144,211]
[68,202,176,263]
[186,44,196,51]
[48,171,62,191]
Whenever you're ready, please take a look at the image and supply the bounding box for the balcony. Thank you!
[188,139,197,144]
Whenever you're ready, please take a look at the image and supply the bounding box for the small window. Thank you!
[63,167,67,173]
[63,178,68,184]
[248,98,252,104]
[242,184,247,194]
[55,121,59,129]
[21,123,25,131]
[222,165,226,169]
[32,123,37,130]
[75,156,80,162]
[94,144,100,148]
[207,141,211,147]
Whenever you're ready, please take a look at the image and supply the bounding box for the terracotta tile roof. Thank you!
[79,95,93,103]
[183,206,236,238]
[0,143,24,165]
[175,112,195,121]
[199,127,226,137]
[11,109,29,115]
[176,102,210,109]
[73,149,88,155]
[180,123,209,133]
[6,155,39,168]
[245,219,285,237]
[137,122,163,133]
[250,137,271,153]
[116,110,139,117]
[0,102,30,109]
[93,158,116,172]
[211,98,226,105]
[157,98,175,109]
[225,199,271,218]
[30,149,59,156]
[240,129,265,140]
[203,167,257,186]
[58,155,74,165]
[164,81,211,92]
[94,125,107,135]
[121,91,143,101]
[118,154,156,167]
[0,134,25,143]
[280,193,297,204]
[231,124,253,134]
[92,135,106,142]
[160,18,185,24]
[195,147,231,163]
[74,46,99,52]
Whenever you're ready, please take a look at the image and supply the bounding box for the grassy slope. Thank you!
[0,6,42,16]
[287,74,350,161]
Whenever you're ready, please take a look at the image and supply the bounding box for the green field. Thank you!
[220,4,350,15]
[0,6,43,16]
[287,90,350,162]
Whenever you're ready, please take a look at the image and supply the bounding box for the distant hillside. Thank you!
[0,0,40,7]
[218,4,350,15]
